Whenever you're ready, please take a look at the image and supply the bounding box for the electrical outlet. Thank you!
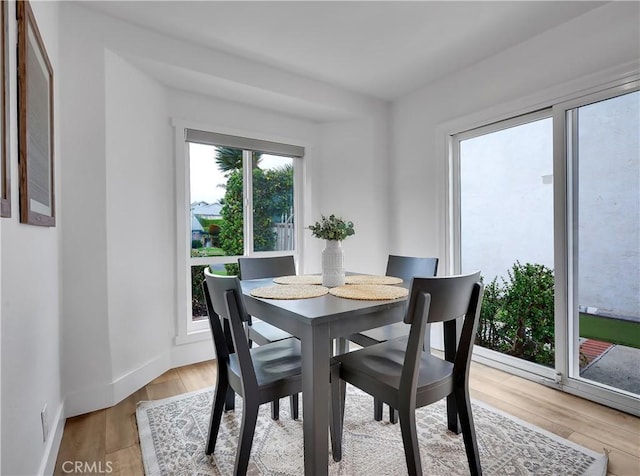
[41,405,49,443]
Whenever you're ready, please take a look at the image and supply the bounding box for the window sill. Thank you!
[175,328,211,346]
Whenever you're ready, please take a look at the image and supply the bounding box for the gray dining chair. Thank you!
[238,256,296,345]
[331,272,484,476]
[237,255,299,419]
[347,255,439,422]
[203,271,340,475]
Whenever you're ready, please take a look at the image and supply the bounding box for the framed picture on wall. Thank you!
[17,0,55,226]
[0,0,10,218]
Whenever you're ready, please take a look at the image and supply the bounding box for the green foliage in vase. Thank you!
[308,214,355,241]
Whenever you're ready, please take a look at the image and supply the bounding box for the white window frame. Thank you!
[553,80,639,415]
[173,119,307,344]
[440,62,639,414]
[449,108,557,384]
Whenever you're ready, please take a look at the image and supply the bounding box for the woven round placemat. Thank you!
[329,284,408,301]
[250,284,329,300]
[345,275,403,285]
[272,275,323,285]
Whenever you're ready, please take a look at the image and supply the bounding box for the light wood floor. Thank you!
[54,360,639,476]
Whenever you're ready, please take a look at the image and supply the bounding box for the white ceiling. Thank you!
[84,1,606,101]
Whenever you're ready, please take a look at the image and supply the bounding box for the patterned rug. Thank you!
[136,386,607,475]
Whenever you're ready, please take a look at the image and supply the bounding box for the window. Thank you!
[449,78,639,414]
[455,111,555,368]
[175,125,304,338]
[563,89,639,397]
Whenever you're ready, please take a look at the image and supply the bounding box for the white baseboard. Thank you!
[37,401,65,476]
[65,383,116,418]
[112,353,171,405]
[171,338,215,369]
[64,340,215,417]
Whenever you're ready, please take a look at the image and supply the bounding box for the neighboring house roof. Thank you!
[191,213,204,232]
[191,202,222,218]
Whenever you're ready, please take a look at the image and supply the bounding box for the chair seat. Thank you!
[229,337,302,390]
[334,337,454,407]
[347,321,409,347]
[249,319,293,345]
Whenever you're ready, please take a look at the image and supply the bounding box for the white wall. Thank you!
[58,1,389,422]
[390,1,640,271]
[104,51,175,397]
[1,2,63,475]
[311,115,390,275]
[577,94,639,317]
[460,118,554,282]
[59,0,113,416]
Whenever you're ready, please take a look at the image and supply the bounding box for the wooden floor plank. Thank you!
[54,410,107,476]
[469,361,513,385]
[107,444,144,476]
[105,387,149,454]
[469,387,574,438]
[55,361,639,475]
[569,431,640,476]
[501,374,639,434]
[146,377,187,400]
[471,372,639,457]
[148,368,181,385]
[176,359,217,392]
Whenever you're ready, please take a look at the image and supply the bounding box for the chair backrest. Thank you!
[202,275,231,365]
[386,255,439,284]
[238,256,296,280]
[400,272,484,394]
[204,268,250,322]
[203,269,258,391]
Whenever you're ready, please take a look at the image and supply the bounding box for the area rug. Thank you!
[136,386,607,476]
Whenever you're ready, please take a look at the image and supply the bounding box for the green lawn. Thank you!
[192,247,226,258]
[579,313,640,348]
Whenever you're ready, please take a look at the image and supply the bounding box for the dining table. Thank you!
[240,276,408,475]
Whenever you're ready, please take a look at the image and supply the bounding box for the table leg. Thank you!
[335,337,348,355]
[301,324,330,476]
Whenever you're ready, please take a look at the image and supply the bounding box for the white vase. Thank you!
[322,240,345,287]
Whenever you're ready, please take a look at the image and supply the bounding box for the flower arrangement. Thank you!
[308,214,355,241]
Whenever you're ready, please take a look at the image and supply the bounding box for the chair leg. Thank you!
[389,405,398,424]
[373,398,383,421]
[206,377,229,455]
[455,386,482,476]
[235,400,259,476]
[447,393,461,434]
[271,398,280,420]
[330,364,343,462]
[224,386,235,412]
[398,405,423,476]
[290,394,299,420]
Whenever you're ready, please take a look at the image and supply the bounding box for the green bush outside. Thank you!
[191,265,208,318]
[477,261,555,367]
[219,165,293,276]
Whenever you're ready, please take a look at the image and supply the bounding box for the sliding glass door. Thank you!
[456,111,555,373]
[452,79,639,413]
[560,86,639,407]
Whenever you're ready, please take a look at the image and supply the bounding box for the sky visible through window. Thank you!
[189,143,289,204]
